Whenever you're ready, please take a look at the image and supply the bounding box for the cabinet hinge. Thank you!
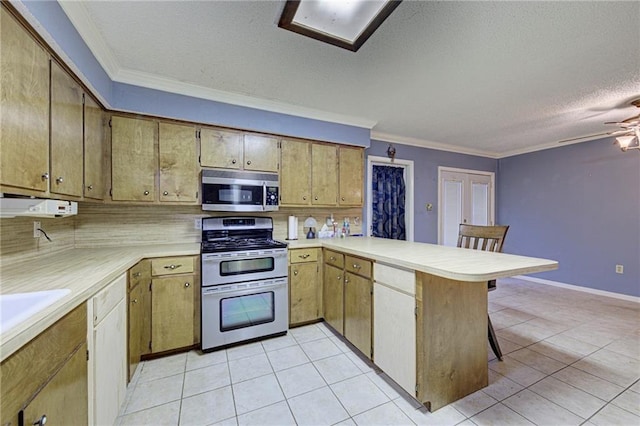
[82,93,85,104]
[149,282,152,291]
[414,306,418,317]
[415,384,419,392]
[108,118,112,127]
[149,341,152,352]
[86,349,90,361]
[109,188,112,196]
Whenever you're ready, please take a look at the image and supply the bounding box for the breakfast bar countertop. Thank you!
[287,237,558,282]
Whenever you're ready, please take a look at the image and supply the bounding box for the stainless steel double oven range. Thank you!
[201,217,288,351]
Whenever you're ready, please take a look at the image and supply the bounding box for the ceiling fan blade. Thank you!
[557,132,610,143]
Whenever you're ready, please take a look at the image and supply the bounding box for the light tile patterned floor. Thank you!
[117,277,640,426]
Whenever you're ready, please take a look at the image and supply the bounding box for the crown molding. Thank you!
[371,131,500,159]
[114,68,377,129]
[57,0,121,78]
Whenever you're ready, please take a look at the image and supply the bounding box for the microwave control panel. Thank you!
[266,186,279,206]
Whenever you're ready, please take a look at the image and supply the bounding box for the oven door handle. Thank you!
[202,281,286,297]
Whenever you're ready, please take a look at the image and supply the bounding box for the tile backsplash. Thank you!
[0,202,364,263]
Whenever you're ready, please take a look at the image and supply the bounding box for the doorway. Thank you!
[366,156,414,241]
[438,167,495,246]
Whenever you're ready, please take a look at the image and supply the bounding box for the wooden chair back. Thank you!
[457,224,509,253]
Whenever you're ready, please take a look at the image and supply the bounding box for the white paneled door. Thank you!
[438,168,495,246]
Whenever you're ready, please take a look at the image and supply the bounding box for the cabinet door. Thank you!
[200,128,242,169]
[344,272,372,358]
[373,282,416,396]
[290,262,320,325]
[93,298,127,426]
[128,283,144,382]
[311,143,338,205]
[159,122,198,202]
[243,134,279,172]
[339,146,364,206]
[0,8,50,193]
[111,116,157,201]
[21,342,88,426]
[151,275,195,353]
[83,95,104,199]
[323,263,344,334]
[280,139,311,206]
[50,60,84,197]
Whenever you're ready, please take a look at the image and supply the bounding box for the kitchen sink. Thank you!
[0,289,71,334]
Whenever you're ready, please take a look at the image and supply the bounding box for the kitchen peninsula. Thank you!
[1,237,557,416]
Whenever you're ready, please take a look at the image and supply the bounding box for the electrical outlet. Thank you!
[194,219,202,230]
[33,221,41,238]
[615,264,624,274]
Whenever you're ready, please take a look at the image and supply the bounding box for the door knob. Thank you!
[41,172,49,181]
[232,159,237,164]
[87,185,94,190]
[143,190,150,195]
[184,282,190,287]
[55,176,63,184]
[163,191,169,196]
[246,160,252,165]
[293,270,298,276]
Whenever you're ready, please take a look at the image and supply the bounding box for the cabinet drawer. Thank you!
[151,256,195,276]
[289,248,319,264]
[324,249,344,268]
[374,263,415,295]
[345,255,372,279]
[128,259,151,290]
[93,274,126,326]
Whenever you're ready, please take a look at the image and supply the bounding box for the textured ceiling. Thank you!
[60,0,640,157]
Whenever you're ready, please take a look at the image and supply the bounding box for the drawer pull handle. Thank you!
[330,256,336,261]
[293,270,298,276]
[353,264,361,269]
[164,264,182,270]
[298,254,310,259]
[33,414,47,425]
[132,272,141,278]
[184,282,190,288]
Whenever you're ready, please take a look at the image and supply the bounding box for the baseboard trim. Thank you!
[513,275,640,303]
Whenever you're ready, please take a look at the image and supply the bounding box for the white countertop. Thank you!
[288,237,558,282]
[0,244,199,362]
[1,237,557,362]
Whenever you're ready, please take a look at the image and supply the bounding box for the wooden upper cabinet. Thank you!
[339,146,364,206]
[311,143,338,205]
[159,123,198,203]
[111,116,157,202]
[0,8,50,194]
[50,60,84,198]
[200,128,242,169]
[84,95,104,200]
[280,138,311,206]
[243,134,279,172]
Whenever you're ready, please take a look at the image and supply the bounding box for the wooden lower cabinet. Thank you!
[289,248,321,326]
[21,342,88,426]
[128,260,152,381]
[0,305,87,426]
[323,263,344,334]
[290,262,320,325]
[344,272,372,358]
[151,274,196,353]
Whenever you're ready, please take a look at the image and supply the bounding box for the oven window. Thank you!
[220,257,274,276]
[220,291,275,331]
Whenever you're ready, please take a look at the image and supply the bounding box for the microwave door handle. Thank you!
[262,182,267,211]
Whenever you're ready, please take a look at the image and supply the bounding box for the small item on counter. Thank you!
[304,216,317,239]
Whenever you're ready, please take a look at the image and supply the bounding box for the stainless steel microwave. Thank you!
[201,169,279,212]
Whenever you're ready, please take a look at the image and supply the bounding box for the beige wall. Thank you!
[0,203,363,263]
